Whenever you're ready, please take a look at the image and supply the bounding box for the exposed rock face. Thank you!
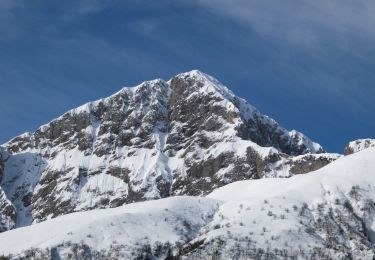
[344,139,375,155]
[0,148,4,183]
[0,188,16,232]
[0,70,335,231]
[272,153,340,177]
[0,148,16,232]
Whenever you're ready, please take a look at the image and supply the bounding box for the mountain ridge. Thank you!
[4,70,322,154]
[0,70,335,233]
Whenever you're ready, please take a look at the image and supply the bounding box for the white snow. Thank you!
[204,147,375,254]
[1,147,374,257]
[0,196,219,256]
[209,148,373,202]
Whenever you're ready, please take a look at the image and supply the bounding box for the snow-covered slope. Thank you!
[0,196,219,259]
[0,147,374,259]
[204,147,375,259]
[0,70,336,231]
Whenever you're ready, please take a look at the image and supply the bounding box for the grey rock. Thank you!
[344,139,375,155]
[0,70,335,231]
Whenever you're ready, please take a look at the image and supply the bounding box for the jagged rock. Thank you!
[0,149,4,183]
[0,149,16,232]
[270,153,341,177]
[344,139,375,155]
[0,188,16,232]
[0,70,335,230]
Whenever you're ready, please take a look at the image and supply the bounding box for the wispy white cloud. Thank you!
[127,19,159,38]
[0,0,23,10]
[195,0,375,112]
[197,0,375,48]
[0,0,24,38]
[59,0,115,21]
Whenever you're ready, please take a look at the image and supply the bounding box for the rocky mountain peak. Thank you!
[0,70,334,231]
[169,70,323,155]
[172,70,236,98]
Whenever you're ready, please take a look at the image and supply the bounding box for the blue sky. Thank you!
[0,0,374,153]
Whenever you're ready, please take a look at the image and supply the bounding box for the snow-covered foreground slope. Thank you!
[1,147,374,259]
[205,147,375,259]
[0,70,337,231]
[0,196,219,259]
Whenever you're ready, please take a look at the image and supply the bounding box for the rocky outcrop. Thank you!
[0,148,16,232]
[344,139,375,155]
[0,147,17,232]
[0,70,335,230]
[0,147,6,183]
[0,188,16,232]
[270,153,341,177]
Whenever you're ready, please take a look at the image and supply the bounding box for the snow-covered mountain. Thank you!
[1,146,374,259]
[0,71,339,230]
[0,70,338,232]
